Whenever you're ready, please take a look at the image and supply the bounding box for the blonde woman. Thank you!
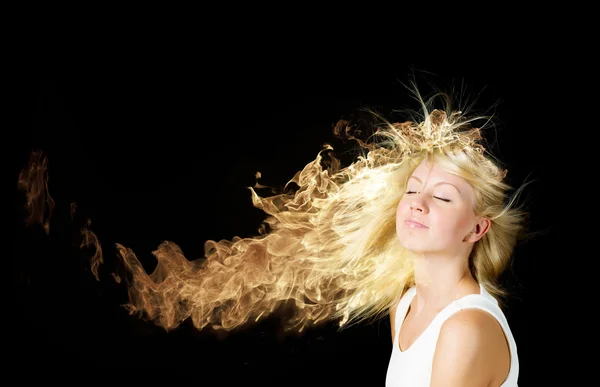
[386,131,522,386]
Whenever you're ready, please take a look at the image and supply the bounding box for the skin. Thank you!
[389,159,510,387]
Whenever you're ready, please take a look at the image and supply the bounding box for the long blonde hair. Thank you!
[116,84,528,333]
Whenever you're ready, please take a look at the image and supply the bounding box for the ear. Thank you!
[465,217,491,243]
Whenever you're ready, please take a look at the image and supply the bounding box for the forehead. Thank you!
[410,159,474,193]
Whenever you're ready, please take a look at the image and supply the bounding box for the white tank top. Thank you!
[385,284,519,386]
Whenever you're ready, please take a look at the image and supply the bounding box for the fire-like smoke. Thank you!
[17,152,108,284]
[17,151,55,234]
[17,129,413,334]
[80,218,104,281]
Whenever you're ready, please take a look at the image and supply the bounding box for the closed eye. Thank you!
[405,191,450,202]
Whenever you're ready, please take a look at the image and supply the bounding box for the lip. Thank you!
[404,219,428,228]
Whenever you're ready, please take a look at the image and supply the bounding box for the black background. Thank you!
[11,21,588,387]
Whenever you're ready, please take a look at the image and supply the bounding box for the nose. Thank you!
[410,194,427,213]
[410,203,423,212]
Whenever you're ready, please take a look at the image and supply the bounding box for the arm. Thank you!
[430,309,510,387]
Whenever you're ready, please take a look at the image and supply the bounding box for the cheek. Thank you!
[395,198,421,243]
[396,198,408,219]
[437,211,473,234]
[395,200,407,232]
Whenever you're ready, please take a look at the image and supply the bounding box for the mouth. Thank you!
[404,219,428,228]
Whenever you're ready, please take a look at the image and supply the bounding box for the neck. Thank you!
[411,252,476,314]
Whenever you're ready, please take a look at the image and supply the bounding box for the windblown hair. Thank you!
[116,84,528,334]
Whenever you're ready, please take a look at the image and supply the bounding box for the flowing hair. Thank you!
[116,83,528,334]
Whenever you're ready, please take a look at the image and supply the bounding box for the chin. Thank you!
[397,230,424,243]
[397,237,425,253]
[402,245,429,255]
[397,234,440,255]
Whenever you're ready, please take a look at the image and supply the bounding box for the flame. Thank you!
[17,150,55,234]
[15,136,413,334]
[17,142,408,334]
[16,152,111,284]
[80,218,104,281]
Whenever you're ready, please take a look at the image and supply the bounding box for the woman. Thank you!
[386,146,522,386]
[112,81,526,386]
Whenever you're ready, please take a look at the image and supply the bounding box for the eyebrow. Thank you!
[408,176,462,193]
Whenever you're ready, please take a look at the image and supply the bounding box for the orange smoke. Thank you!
[17,154,108,285]
[17,115,410,336]
[80,218,104,282]
[17,151,55,234]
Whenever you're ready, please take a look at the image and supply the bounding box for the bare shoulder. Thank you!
[431,308,510,387]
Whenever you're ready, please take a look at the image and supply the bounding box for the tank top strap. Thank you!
[435,293,503,325]
[423,291,501,344]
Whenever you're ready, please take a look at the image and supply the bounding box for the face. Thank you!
[395,159,480,256]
